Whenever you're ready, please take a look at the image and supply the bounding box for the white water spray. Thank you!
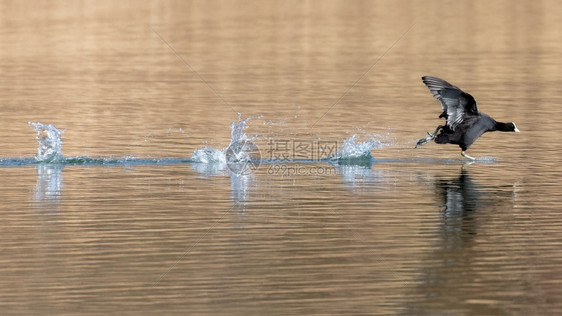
[332,134,386,160]
[191,115,259,164]
[29,122,64,163]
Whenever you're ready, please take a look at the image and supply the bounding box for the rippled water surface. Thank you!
[1,1,561,315]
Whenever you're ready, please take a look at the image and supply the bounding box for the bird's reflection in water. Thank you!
[408,166,516,315]
[435,167,482,242]
[34,164,64,217]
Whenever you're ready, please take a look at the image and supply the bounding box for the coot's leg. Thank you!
[415,125,445,148]
[427,125,444,138]
[461,151,476,160]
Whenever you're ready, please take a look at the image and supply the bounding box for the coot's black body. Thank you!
[416,76,519,159]
[435,112,497,151]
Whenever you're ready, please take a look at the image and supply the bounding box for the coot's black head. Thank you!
[506,122,520,133]
[495,121,520,132]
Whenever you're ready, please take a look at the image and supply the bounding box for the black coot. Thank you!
[415,76,519,160]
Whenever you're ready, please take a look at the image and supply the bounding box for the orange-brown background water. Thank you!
[0,1,561,314]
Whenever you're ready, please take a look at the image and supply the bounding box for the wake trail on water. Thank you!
[1,119,264,168]
[190,115,390,166]
[0,118,491,168]
[0,122,193,167]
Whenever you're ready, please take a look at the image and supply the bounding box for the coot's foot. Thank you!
[415,125,445,149]
[461,151,476,161]
[415,132,435,148]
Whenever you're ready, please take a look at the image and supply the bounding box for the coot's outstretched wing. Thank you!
[422,76,479,130]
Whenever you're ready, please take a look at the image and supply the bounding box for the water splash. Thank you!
[191,147,226,164]
[191,115,259,165]
[331,134,386,163]
[226,116,259,163]
[29,122,65,163]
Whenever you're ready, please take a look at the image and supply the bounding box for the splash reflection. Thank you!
[34,164,64,214]
[230,173,254,228]
[190,161,254,228]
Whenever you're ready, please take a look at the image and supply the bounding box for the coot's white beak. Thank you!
[514,123,520,133]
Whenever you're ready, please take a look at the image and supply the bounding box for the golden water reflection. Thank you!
[1,0,561,314]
